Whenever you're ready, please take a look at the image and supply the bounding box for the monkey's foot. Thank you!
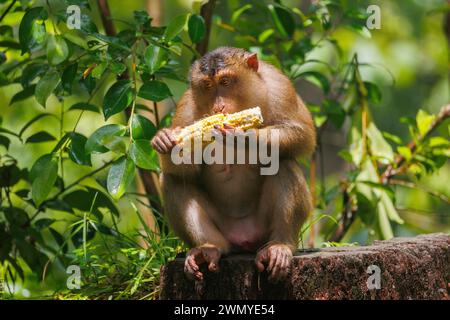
[255,243,292,283]
[184,244,222,281]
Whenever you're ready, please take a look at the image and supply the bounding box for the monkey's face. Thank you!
[190,48,265,115]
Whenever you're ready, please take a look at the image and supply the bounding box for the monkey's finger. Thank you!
[213,125,227,136]
[255,251,268,272]
[152,141,164,154]
[281,254,290,271]
[267,249,280,272]
[195,271,204,281]
[201,247,221,272]
[269,252,282,281]
[184,261,201,281]
[159,132,175,150]
[162,128,178,144]
[276,255,289,280]
[223,123,235,130]
[153,137,168,154]
[186,256,199,272]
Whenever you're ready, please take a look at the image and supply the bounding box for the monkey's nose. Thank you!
[212,104,225,114]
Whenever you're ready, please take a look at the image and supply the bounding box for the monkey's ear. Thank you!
[246,53,259,72]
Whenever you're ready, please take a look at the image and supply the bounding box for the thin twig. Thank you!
[390,179,450,204]
[381,104,450,183]
[0,0,17,23]
[195,0,216,56]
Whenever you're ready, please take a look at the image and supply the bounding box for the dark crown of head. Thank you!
[197,47,247,77]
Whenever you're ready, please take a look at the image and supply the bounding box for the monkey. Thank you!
[151,47,316,283]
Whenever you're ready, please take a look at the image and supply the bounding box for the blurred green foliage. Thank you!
[0,0,448,299]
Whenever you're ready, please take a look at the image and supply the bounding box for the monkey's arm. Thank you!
[157,91,202,178]
[258,96,316,158]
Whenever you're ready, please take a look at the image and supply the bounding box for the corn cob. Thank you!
[175,106,264,144]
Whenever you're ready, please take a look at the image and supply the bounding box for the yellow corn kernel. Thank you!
[175,106,263,144]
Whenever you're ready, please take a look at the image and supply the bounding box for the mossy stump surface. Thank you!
[159,233,450,300]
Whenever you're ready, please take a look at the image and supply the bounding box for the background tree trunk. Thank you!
[160,233,450,299]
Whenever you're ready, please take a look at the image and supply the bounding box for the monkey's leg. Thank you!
[255,159,312,282]
[162,173,231,281]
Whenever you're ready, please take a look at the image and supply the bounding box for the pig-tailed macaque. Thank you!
[151,47,316,282]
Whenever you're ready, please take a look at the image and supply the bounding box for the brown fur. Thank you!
[151,47,316,282]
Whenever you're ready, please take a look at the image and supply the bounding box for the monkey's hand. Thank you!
[213,123,245,136]
[184,244,222,281]
[151,127,180,154]
[255,243,293,283]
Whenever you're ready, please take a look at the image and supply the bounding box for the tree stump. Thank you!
[159,233,450,300]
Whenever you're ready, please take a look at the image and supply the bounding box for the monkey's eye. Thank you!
[220,77,231,86]
[203,81,214,89]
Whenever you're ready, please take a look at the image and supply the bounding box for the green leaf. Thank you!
[268,4,295,38]
[163,14,189,41]
[323,100,345,128]
[49,227,68,254]
[357,181,395,199]
[428,136,450,148]
[299,71,330,93]
[3,207,29,226]
[382,131,403,145]
[69,102,99,113]
[46,35,69,65]
[258,28,275,43]
[68,132,91,166]
[103,80,133,120]
[0,135,10,149]
[144,45,168,74]
[79,13,98,34]
[85,124,126,154]
[231,4,252,25]
[107,156,135,200]
[63,186,119,217]
[134,10,151,26]
[19,7,48,53]
[367,123,394,163]
[110,61,127,75]
[0,164,21,187]
[188,14,206,43]
[10,84,36,105]
[61,63,78,93]
[0,40,21,50]
[35,69,60,108]
[16,239,48,274]
[397,146,412,161]
[43,199,74,214]
[25,131,56,144]
[102,135,127,154]
[377,199,393,240]
[19,113,56,138]
[138,80,172,102]
[35,218,55,230]
[21,63,48,87]
[30,154,58,206]
[355,191,377,225]
[91,61,107,79]
[129,140,159,170]
[416,109,435,137]
[131,114,157,140]
[378,190,403,224]
[364,81,382,104]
